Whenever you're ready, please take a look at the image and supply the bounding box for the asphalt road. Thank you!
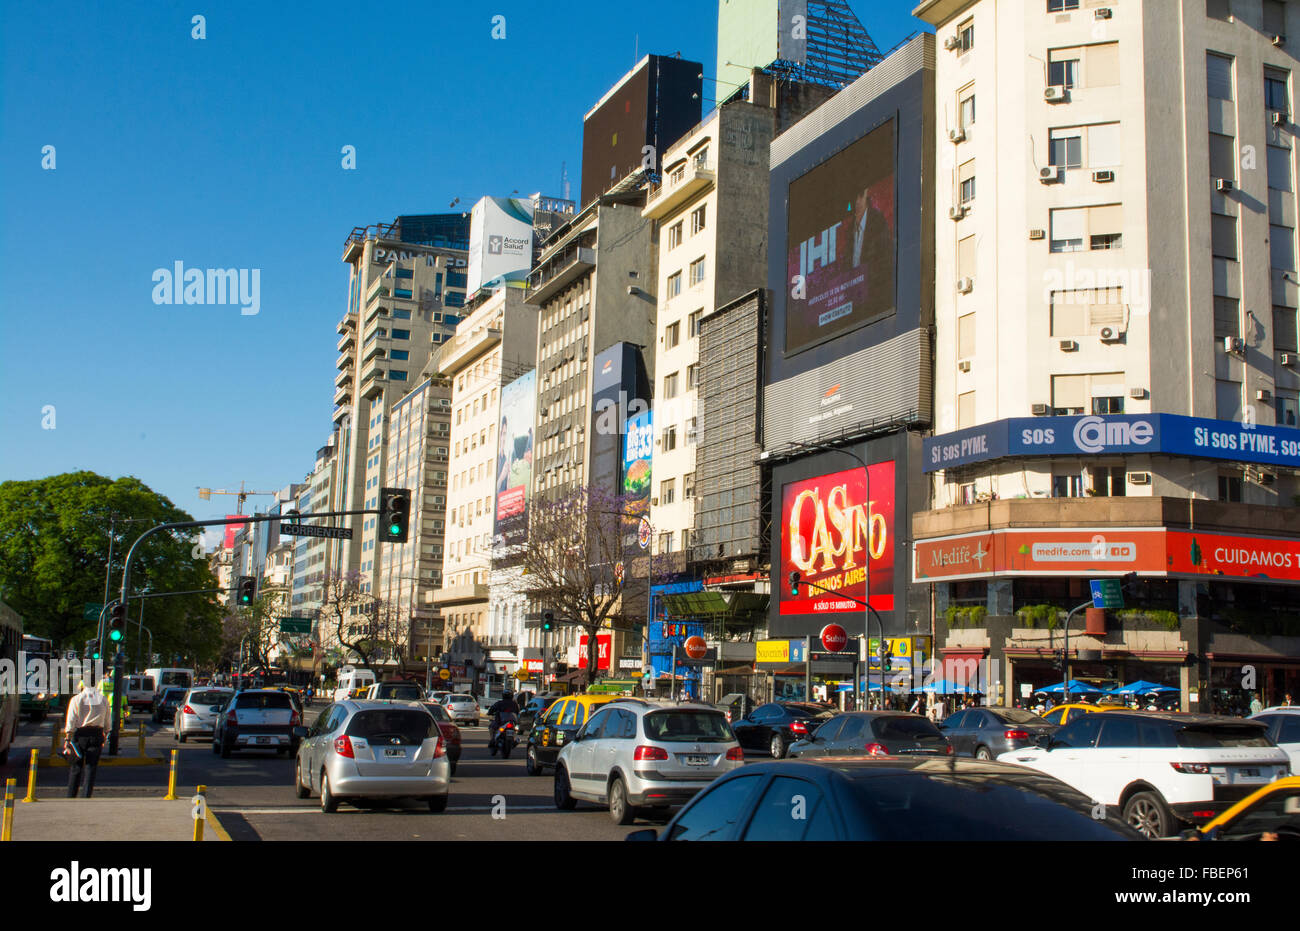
[2,704,661,841]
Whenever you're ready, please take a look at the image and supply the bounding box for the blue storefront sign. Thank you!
[924,413,1300,472]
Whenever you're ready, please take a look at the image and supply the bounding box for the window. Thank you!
[660,479,676,505]
[1052,374,1087,414]
[1049,208,1085,253]
[663,372,679,399]
[1271,225,1297,271]
[743,778,835,841]
[1218,473,1244,502]
[1214,297,1241,340]
[667,271,682,298]
[1267,146,1293,192]
[684,472,695,498]
[957,391,976,429]
[1091,233,1122,250]
[957,313,976,359]
[662,426,677,451]
[1209,133,1236,181]
[687,364,698,389]
[691,204,707,235]
[1275,390,1299,427]
[1048,53,1078,89]
[958,160,975,205]
[390,349,409,360]
[1048,0,1079,11]
[1264,1,1287,38]
[1091,466,1127,497]
[1049,132,1082,172]
[1206,0,1231,21]
[958,19,974,53]
[1266,70,1289,112]
[392,308,411,319]
[665,321,680,348]
[1216,379,1242,422]
[959,91,976,129]
[1053,473,1084,498]
[688,309,702,338]
[1092,395,1124,415]
[659,532,674,553]
[667,774,763,841]
[391,328,410,340]
[1051,204,1122,253]
[1212,213,1238,260]
[686,417,698,444]
[389,370,407,381]
[957,235,976,282]
[1275,305,1299,352]
[1207,53,1234,102]
[689,257,706,286]
[668,221,683,249]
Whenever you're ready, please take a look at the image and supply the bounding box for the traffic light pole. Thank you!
[793,576,887,708]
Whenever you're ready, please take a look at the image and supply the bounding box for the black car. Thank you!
[790,712,952,758]
[730,702,837,759]
[625,758,1145,842]
[152,687,188,724]
[939,706,1056,759]
[518,696,559,736]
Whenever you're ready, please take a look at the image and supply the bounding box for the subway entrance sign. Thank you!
[1090,579,1124,610]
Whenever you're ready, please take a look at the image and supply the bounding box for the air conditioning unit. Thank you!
[1045,85,1068,102]
[1216,178,1234,192]
[1256,388,1272,401]
[1099,326,1124,343]
[1129,387,1148,399]
[1039,166,1060,183]
[957,359,972,372]
[1223,336,1245,354]
[1029,228,1046,240]
[1281,353,1296,367]
[1059,339,1079,352]
[1273,111,1289,126]
[1126,471,1151,485]
[1031,403,1051,415]
[1092,169,1115,183]
[943,35,962,51]
[1095,8,1113,19]
[956,276,974,293]
[949,127,967,143]
[1273,34,1286,47]
[948,205,967,220]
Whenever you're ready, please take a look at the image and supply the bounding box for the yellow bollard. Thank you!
[163,749,178,800]
[192,785,207,842]
[2,778,15,841]
[23,749,38,803]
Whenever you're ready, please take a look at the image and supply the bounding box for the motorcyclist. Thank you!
[487,690,519,751]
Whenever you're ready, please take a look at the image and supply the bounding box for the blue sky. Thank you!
[0,0,926,534]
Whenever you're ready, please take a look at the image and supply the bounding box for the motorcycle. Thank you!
[490,712,518,759]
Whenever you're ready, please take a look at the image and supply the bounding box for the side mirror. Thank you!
[292,726,308,739]
[625,828,658,842]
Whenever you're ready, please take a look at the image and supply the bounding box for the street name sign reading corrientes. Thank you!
[280,524,353,540]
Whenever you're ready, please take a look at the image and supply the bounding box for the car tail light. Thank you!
[226,710,238,725]
[864,742,888,757]
[289,711,301,726]
[634,746,669,761]
[334,735,355,758]
[726,747,744,761]
[790,721,808,736]
[432,737,445,758]
[1191,809,1216,819]
[182,705,196,716]
[1004,729,1030,740]
[945,742,954,755]
[1171,762,1210,774]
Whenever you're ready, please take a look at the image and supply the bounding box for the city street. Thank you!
[0,704,649,842]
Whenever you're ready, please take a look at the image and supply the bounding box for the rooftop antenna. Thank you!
[561,161,570,202]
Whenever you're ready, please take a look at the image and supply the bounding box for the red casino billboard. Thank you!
[780,462,895,617]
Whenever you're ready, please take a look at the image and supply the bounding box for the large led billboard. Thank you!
[467,196,535,294]
[784,120,896,356]
[494,369,535,550]
[621,408,653,550]
[779,462,895,619]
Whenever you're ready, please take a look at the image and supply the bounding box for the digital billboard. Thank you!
[779,462,896,618]
[784,119,896,356]
[494,369,535,551]
[622,409,653,549]
[467,196,535,294]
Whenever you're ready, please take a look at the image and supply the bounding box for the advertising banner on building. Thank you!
[784,119,896,356]
[223,515,247,550]
[494,370,535,550]
[577,633,613,670]
[467,196,535,294]
[622,408,653,547]
[780,462,896,617]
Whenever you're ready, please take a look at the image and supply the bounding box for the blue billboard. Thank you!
[924,414,1300,472]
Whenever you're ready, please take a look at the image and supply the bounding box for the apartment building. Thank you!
[289,437,338,621]
[914,0,1300,708]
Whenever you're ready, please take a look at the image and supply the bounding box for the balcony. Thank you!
[366,277,390,304]
[430,582,490,607]
[334,368,353,389]
[337,311,357,336]
[360,361,385,398]
[333,386,352,410]
[337,329,356,352]
[643,156,715,220]
[526,245,595,306]
[336,351,354,371]
[437,323,502,375]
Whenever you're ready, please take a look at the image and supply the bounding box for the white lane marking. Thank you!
[213,804,558,815]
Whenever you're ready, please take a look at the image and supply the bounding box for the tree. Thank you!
[317,571,406,678]
[219,595,282,673]
[519,485,663,685]
[0,472,224,665]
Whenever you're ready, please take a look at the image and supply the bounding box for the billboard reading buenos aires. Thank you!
[784,119,896,356]
[494,370,535,548]
[780,463,895,617]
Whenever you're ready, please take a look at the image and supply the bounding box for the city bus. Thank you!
[20,634,55,721]
[0,602,22,766]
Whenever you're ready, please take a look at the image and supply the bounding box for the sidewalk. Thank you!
[3,798,230,842]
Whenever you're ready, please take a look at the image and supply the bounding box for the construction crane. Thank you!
[196,480,279,514]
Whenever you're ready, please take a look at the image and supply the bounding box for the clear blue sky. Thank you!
[0,0,927,535]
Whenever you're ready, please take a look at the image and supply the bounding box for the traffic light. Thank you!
[380,487,410,543]
[789,571,801,597]
[541,612,555,632]
[236,576,257,605]
[107,601,127,643]
[1051,651,1066,672]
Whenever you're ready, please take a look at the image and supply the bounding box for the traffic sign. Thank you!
[1090,579,1124,610]
[683,636,708,660]
[820,624,848,653]
[83,602,104,621]
[438,668,451,681]
[281,524,353,539]
[278,617,312,635]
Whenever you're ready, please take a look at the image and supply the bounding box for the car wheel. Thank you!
[608,777,636,825]
[295,759,311,799]
[427,794,448,813]
[320,771,339,813]
[1123,790,1172,838]
[554,766,577,811]
[526,746,543,776]
[770,734,787,759]
[974,745,992,761]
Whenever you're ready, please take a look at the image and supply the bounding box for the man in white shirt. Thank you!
[63,679,111,797]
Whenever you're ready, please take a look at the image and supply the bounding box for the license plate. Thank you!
[384,748,406,758]
[682,755,711,766]
[256,737,271,745]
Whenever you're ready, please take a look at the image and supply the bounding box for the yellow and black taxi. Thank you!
[525,694,620,776]
[1197,776,1300,841]
[1040,703,1129,727]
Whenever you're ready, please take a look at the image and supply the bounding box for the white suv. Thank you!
[999,712,1289,838]
[1250,707,1300,772]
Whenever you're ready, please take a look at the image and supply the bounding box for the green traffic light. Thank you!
[389,523,400,535]
[109,630,123,642]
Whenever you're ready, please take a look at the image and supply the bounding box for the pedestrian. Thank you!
[64,679,111,798]
[1249,692,1264,715]
[1284,692,1294,708]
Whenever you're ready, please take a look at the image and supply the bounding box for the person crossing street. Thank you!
[64,679,111,798]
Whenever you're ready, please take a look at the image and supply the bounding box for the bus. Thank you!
[20,634,54,721]
[1,601,22,766]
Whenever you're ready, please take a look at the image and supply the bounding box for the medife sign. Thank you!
[780,462,895,616]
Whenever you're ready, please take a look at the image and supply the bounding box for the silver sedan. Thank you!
[442,694,480,726]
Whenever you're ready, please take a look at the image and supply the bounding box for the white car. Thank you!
[999,711,1289,838]
[443,694,480,726]
[1251,707,1300,772]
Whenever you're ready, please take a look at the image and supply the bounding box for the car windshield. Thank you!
[786,703,836,720]
[376,684,422,699]
[1176,725,1272,748]
[191,690,230,705]
[451,695,475,704]
[345,709,435,745]
[235,692,292,710]
[643,710,732,742]
[421,703,451,722]
[873,716,946,741]
[850,772,1137,841]
[991,709,1050,725]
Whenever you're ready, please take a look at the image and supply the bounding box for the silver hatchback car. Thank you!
[173,687,233,742]
[442,694,480,726]
[553,700,743,824]
[294,700,450,813]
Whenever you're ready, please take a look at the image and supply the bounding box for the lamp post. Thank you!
[1060,599,1095,703]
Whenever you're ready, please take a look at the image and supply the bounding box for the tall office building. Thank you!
[913,0,1300,707]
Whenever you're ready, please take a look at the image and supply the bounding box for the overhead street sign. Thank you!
[278,617,312,635]
[281,524,353,540]
[1090,579,1124,610]
[84,602,105,621]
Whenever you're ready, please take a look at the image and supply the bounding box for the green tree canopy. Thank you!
[0,471,223,665]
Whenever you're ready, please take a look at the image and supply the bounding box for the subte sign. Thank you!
[820,624,849,653]
[683,636,708,660]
